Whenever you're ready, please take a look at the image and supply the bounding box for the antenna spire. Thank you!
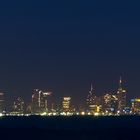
[119,76,122,89]
[91,84,93,91]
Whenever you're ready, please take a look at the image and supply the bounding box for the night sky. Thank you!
[0,1,140,105]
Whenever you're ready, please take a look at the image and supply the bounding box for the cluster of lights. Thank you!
[0,110,137,117]
[0,78,140,117]
[0,111,103,117]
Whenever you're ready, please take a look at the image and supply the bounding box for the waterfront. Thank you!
[0,116,139,140]
[0,115,139,129]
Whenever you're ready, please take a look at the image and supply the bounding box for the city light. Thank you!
[0,78,139,117]
[94,112,99,116]
[43,92,52,96]
[0,113,3,117]
[81,112,85,115]
[87,112,91,115]
[41,112,47,116]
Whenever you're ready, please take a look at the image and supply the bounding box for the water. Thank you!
[0,116,140,140]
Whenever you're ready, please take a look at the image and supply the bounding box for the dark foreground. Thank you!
[0,116,140,140]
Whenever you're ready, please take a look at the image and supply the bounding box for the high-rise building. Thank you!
[86,84,101,114]
[62,97,71,112]
[0,93,4,113]
[87,84,96,105]
[131,98,140,114]
[31,89,51,114]
[117,77,126,114]
[102,93,118,114]
[13,97,24,113]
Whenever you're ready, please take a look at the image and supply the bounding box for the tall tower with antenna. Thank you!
[117,77,126,114]
[86,84,97,113]
[87,84,95,103]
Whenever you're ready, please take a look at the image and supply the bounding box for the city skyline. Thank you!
[0,77,133,108]
[1,76,139,106]
[0,76,139,116]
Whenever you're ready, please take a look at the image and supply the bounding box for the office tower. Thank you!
[102,93,118,114]
[32,89,51,114]
[87,84,96,105]
[131,98,140,114]
[0,93,4,113]
[13,97,24,113]
[62,97,71,112]
[117,77,126,114]
[86,84,100,114]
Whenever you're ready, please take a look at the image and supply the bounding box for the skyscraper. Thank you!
[131,98,140,114]
[62,97,71,112]
[13,97,24,114]
[86,84,99,114]
[0,93,4,113]
[87,84,96,105]
[102,93,118,115]
[31,89,51,114]
[117,77,126,114]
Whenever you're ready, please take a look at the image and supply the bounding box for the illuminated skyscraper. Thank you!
[131,98,140,114]
[13,97,24,113]
[32,89,51,114]
[86,84,100,114]
[117,77,126,114]
[0,93,4,113]
[102,93,118,114]
[87,84,96,105]
[62,97,71,112]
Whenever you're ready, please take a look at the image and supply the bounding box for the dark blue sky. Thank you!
[0,0,140,105]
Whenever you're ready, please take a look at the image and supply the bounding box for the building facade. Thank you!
[86,84,101,114]
[102,93,118,115]
[32,89,51,114]
[0,93,4,113]
[131,98,140,114]
[13,97,24,114]
[117,77,126,114]
[62,97,71,112]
